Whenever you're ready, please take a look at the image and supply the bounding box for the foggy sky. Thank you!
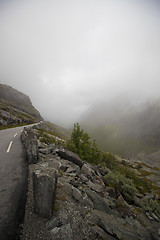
[0,0,160,127]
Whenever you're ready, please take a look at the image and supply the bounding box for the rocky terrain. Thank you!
[0,84,159,239]
[0,84,43,128]
[20,124,160,240]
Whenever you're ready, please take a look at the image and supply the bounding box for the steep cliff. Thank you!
[0,84,43,127]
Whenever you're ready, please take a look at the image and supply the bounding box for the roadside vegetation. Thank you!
[65,123,160,218]
[44,121,71,140]
[37,125,67,146]
[32,122,160,219]
[0,123,29,130]
[66,123,117,167]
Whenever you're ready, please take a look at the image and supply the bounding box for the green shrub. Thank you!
[104,171,137,203]
[66,123,118,168]
[99,151,118,170]
[139,198,160,218]
[118,166,153,194]
[66,123,99,162]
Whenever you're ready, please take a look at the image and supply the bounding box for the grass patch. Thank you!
[45,121,70,140]
[140,162,160,171]
[139,170,153,176]
[38,131,56,145]
[0,123,29,130]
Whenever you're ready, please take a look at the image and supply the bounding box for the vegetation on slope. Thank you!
[81,98,160,158]
[0,84,42,119]
[36,121,70,145]
[65,123,160,218]
[66,123,117,168]
[44,121,71,140]
[0,84,43,128]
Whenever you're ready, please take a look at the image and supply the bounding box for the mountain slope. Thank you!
[81,98,160,158]
[0,84,43,127]
[44,121,71,139]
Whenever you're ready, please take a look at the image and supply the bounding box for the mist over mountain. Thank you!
[80,96,160,158]
[0,1,160,238]
[0,0,160,127]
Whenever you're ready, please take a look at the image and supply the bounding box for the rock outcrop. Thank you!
[0,84,43,127]
[21,126,160,240]
[57,148,83,168]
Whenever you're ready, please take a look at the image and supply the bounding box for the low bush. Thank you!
[139,198,160,218]
[104,171,137,203]
[118,166,153,194]
[99,151,118,170]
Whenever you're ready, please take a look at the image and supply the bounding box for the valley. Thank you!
[0,84,160,240]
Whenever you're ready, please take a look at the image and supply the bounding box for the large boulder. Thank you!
[91,210,152,240]
[81,164,95,177]
[56,148,83,168]
[85,188,111,213]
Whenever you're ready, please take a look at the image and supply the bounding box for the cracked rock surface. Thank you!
[20,152,160,240]
[20,128,160,240]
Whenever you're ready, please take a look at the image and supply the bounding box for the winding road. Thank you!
[0,126,29,239]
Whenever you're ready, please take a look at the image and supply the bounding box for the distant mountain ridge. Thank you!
[0,84,43,127]
[81,97,160,159]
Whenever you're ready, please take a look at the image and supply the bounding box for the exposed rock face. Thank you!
[85,188,111,213]
[56,148,83,168]
[0,84,43,127]
[21,126,160,240]
[91,210,149,240]
[33,164,58,219]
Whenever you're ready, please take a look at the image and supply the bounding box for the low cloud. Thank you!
[0,0,160,126]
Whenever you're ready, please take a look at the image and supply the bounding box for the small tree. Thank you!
[66,123,118,167]
[66,123,102,162]
[66,123,91,160]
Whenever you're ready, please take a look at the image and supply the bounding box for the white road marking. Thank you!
[14,133,17,137]
[7,141,13,153]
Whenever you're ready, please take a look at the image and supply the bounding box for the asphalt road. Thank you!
[0,126,29,240]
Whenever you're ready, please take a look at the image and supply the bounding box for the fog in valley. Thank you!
[0,0,160,128]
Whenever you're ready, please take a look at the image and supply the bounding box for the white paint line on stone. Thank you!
[7,141,13,153]
[14,133,17,137]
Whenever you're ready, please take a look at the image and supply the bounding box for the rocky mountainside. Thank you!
[20,124,160,240]
[0,84,43,127]
[44,121,71,140]
[81,98,160,160]
[1,84,159,239]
